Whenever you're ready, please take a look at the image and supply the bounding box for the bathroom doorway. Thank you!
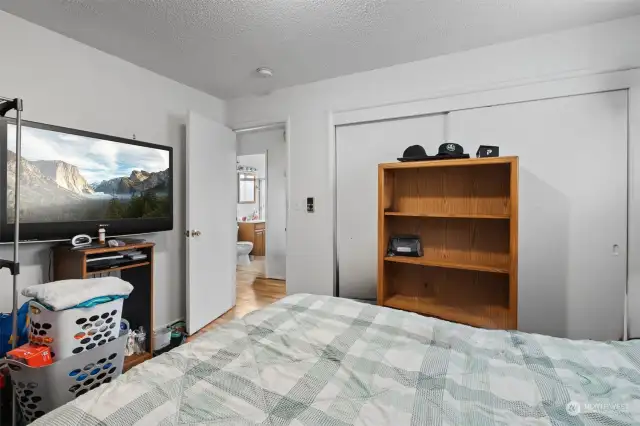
[235,124,287,281]
[237,153,267,275]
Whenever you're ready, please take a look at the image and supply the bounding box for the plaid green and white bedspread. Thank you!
[37,294,640,425]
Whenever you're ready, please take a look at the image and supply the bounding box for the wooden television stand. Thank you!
[53,242,155,371]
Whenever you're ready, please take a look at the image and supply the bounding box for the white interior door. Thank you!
[449,91,628,341]
[186,111,237,335]
[336,115,445,299]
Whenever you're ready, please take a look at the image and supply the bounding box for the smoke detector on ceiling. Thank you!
[256,67,274,78]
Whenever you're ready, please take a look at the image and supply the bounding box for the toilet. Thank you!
[237,242,253,266]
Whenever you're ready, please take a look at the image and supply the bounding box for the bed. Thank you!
[35,294,640,425]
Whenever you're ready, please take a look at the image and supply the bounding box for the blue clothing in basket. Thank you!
[0,301,29,357]
[39,295,128,311]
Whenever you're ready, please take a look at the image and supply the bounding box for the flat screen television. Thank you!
[0,118,173,242]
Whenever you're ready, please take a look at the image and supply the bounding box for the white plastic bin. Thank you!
[28,299,124,361]
[7,324,128,424]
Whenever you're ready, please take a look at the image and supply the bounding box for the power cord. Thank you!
[48,247,53,282]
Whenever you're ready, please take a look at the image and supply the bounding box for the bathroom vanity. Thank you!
[238,221,266,256]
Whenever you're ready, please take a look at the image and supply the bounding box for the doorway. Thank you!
[237,153,267,275]
[235,124,287,282]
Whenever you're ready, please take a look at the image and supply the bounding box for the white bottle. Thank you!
[98,227,106,244]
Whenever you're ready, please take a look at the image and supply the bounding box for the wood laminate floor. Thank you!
[189,257,286,340]
[237,256,267,276]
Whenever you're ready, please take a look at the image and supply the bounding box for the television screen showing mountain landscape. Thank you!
[6,124,170,223]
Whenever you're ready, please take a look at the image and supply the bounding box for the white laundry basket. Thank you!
[6,323,128,424]
[28,299,124,361]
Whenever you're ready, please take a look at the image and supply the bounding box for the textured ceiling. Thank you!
[2,0,640,99]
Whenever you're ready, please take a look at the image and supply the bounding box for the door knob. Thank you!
[191,230,201,237]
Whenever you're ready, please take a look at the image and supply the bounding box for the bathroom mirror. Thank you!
[238,173,256,204]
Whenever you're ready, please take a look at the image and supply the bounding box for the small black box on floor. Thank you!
[476,145,499,158]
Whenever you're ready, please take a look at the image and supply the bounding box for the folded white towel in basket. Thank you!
[21,277,134,311]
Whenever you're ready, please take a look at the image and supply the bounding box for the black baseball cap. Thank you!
[424,142,470,160]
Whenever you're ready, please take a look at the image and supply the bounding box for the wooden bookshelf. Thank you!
[384,256,509,274]
[384,295,508,329]
[384,212,510,219]
[378,157,518,330]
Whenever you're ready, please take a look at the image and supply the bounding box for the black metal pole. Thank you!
[11,100,22,422]
[0,97,23,426]
[10,99,22,352]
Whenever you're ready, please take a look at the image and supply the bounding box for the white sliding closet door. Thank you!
[336,115,445,299]
[449,91,628,341]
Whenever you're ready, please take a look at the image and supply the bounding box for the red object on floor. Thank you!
[7,344,52,367]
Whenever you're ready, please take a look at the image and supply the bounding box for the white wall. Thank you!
[0,11,225,328]
[237,129,287,279]
[237,154,266,179]
[336,115,444,300]
[228,16,640,330]
[237,153,265,220]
